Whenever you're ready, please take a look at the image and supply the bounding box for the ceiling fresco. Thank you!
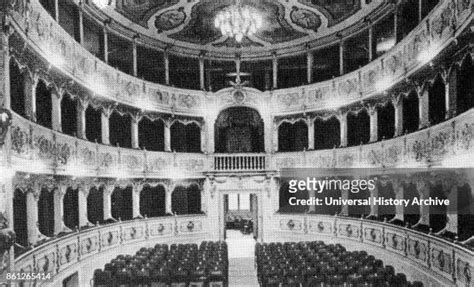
[298,0,361,27]
[102,0,382,58]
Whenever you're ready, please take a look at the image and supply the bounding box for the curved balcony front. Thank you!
[5,0,472,116]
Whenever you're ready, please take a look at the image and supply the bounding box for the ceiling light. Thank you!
[214,0,263,43]
[92,0,111,9]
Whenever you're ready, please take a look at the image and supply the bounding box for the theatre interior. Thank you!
[0,0,473,286]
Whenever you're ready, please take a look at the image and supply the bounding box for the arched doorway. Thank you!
[215,107,264,153]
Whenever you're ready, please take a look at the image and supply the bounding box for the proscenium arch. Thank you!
[214,106,264,153]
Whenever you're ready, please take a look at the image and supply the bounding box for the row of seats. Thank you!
[94,241,228,286]
[256,241,424,286]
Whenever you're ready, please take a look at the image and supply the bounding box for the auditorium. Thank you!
[0,0,473,286]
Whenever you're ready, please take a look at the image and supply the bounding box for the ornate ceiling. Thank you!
[96,0,387,59]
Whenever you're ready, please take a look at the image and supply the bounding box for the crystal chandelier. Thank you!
[92,0,111,9]
[214,0,263,43]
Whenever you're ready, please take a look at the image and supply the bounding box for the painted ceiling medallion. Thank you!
[290,6,321,32]
[155,7,186,32]
[214,0,263,43]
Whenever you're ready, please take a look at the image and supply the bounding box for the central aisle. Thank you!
[226,230,259,286]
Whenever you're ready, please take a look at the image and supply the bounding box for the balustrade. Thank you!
[214,154,267,171]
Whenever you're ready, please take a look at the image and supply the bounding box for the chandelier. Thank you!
[214,0,263,43]
[92,0,111,9]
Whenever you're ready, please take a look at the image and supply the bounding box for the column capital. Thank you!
[101,105,114,118]
[367,104,378,116]
[391,94,404,106]
[336,109,348,121]
[130,111,143,124]
[104,184,116,195]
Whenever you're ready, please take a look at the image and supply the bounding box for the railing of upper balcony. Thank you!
[5,0,472,117]
[214,154,267,171]
[9,109,474,177]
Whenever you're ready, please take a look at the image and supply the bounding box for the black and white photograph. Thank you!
[0,0,473,286]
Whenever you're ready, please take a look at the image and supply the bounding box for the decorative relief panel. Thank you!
[431,247,453,276]
[385,232,406,255]
[407,238,428,264]
[308,220,332,235]
[149,222,173,237]
[80,236,99,256]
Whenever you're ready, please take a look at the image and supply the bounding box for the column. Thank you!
[368,25,374,61]
[131,114,141,149]
[339,41,345,75]
[24,73,37,122]
[132,36,138,77]
[78,8,84,45]
[340,189,349,216]
[200,122,206,153]
[54,0,59,21]
[199,54,205,90]
[338,111,348,147]
[393,95,404,136]
[307,50,313,84]
[308,189,316,213]
[54,186,70,234]
[272,53,278,89]
[414,179,430,227]
[164,120,171,152]
[369,106,378,142]
[132,184,141,218]
[390,178,405,222]
[103,24,109,64]
[164,50,170,85]
[51,90,63,132]
[263,114,273,154]
[440,183,458,235]
[272,121,279,152]
[418,87,429,128]
[393,6,399,43]
[418,0,423,22]
[101,108,111,145]
[76,100,87,139]
[307,118,315,150]
[165,189,172,214]
[0,27,10,109]
[206,115,215,154]
[103,185,114,220]
[78,186,92,228]
[26,191,44,245]
[369,181,379,217]
[445,71,457,118]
